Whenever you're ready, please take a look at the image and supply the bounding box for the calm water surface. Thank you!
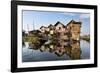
[22,40,90,62]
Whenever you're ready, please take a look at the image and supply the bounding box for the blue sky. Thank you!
[22,10,90,35]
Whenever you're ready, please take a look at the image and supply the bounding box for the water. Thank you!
[22,40,90,62]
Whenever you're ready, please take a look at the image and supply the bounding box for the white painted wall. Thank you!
[0,0,99,73]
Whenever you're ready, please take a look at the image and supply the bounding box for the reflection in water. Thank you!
[70,42,81,60]
[23,39,82,61]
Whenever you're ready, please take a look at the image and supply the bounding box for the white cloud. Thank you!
[61,12,76,16]
[79,14,90,19]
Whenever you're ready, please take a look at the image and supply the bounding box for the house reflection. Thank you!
[69,42,81,60]
[28,40,81,60]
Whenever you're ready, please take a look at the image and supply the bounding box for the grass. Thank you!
[23,34,40,44]
[81,35,90,42]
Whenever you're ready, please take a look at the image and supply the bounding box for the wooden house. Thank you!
[66,20,81,41]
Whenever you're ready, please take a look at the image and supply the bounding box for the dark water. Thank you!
[22,40,90,62]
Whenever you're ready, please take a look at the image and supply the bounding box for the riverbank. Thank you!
[80,35,90,42]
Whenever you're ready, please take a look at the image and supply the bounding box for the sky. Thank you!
[22,10,90,35]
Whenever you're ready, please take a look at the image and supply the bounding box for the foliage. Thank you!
[80,35,90,42]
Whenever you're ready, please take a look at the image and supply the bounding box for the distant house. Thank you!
[40,26,50,33]
[66,20,81,41]
[45,27,50,32]
[54,21,66,34]
[40,26,46,33]
[29,30,41,36]
[48,24,54,30]
[48,24,54,35]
